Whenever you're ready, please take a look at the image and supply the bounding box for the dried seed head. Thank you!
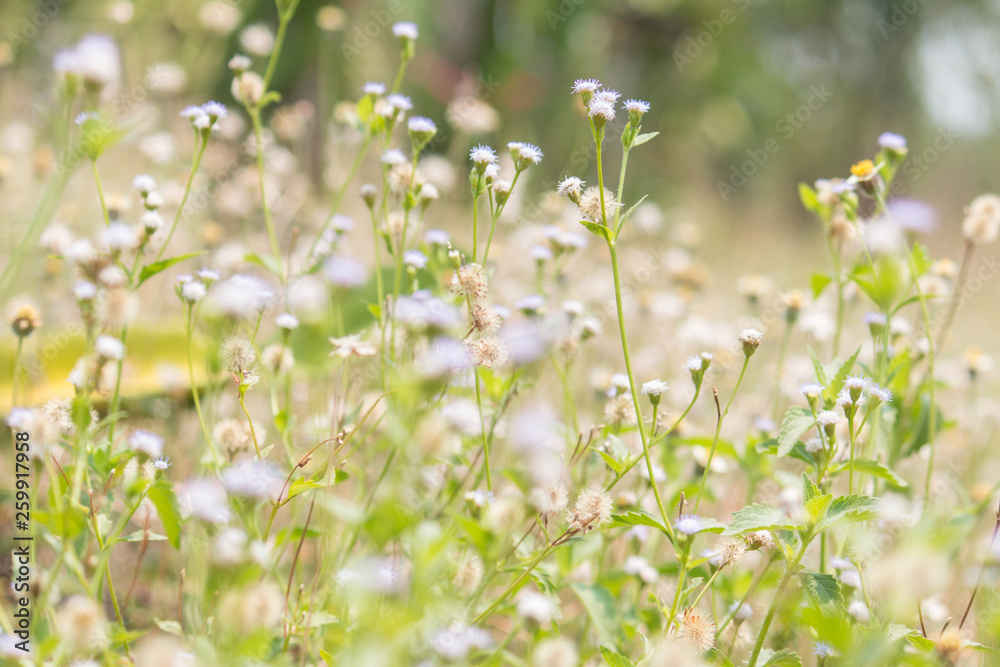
[530,483,569,519]
[452,556,484,596]
[746,530,774,550]
[470,304,502,336]
[222,335,256,374]
[962,193,1000,245]
[567,485,613,533]
[468,337,508,370]
[578,186,619,223]
[449,263,488,300]
[533,638,578,667]
[712,536,747,568]
[677,607,716,652]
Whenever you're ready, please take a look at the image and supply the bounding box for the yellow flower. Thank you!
[850,159,875,178]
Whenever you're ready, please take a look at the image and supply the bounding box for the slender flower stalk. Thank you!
[747,536,813,667]
[694,356,750,513]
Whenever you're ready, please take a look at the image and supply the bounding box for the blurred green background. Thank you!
[1,0,997,258]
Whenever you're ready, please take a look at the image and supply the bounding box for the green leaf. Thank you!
[578,219,611,240]
[147,480,181,549]
[320,649,335,666]
[814,494,881,532]
[598,450,626,476]
[615,194,649,235]
[830,459,908,488]
[911,241,933,277]
[806,494,832,523]
[138,251,206,286]
[798,182,821,216]
[801,571,844,612]
[802,473,821,503]
[777,406,815,456]
[807,346,830,387]
[756,439,816,468]
[154,619,184,636]
[706,648,737,667]
[244,251,281,275]
[632,131,659,146]
[810,272,833,299]
[608,509,669,535]
[761,648,804,666]
[600,646,634,667]
[827,346,862,403]
[572,584,621,646]
[724,503,799,535]
[286,477,326,502]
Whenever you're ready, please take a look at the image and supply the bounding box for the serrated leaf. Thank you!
[811,272,833,299]
[724,503,799,535]
[777,406,815,456]
[802,473,821,503]
[761,648,803,666]
[600,646,633,667]
[578,219,611,240]
[147,480,181,549]
[801,571,844,612]
[632,131,659,146]
[814,494,880,533]
[571,584,621,646]
[138,251,206,286]
[805,494,832,523]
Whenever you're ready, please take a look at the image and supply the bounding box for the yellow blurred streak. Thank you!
[0,325,210,412]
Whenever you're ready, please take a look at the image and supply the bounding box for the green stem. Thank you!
[306,136,373,262]
[263,0,301,90]
[91,159,110,226]
[186,306,219,466]
[471,179,482,263]
[250,108,283,280]
[474,369,492,491]
[747,537,812,667]
[482,170,520,265]
[694,357,750,513]
[608,241,674,542]
[238,390,262,459]
[607,386,700,491]
[106,325,128,444]
[154,136,206,262]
